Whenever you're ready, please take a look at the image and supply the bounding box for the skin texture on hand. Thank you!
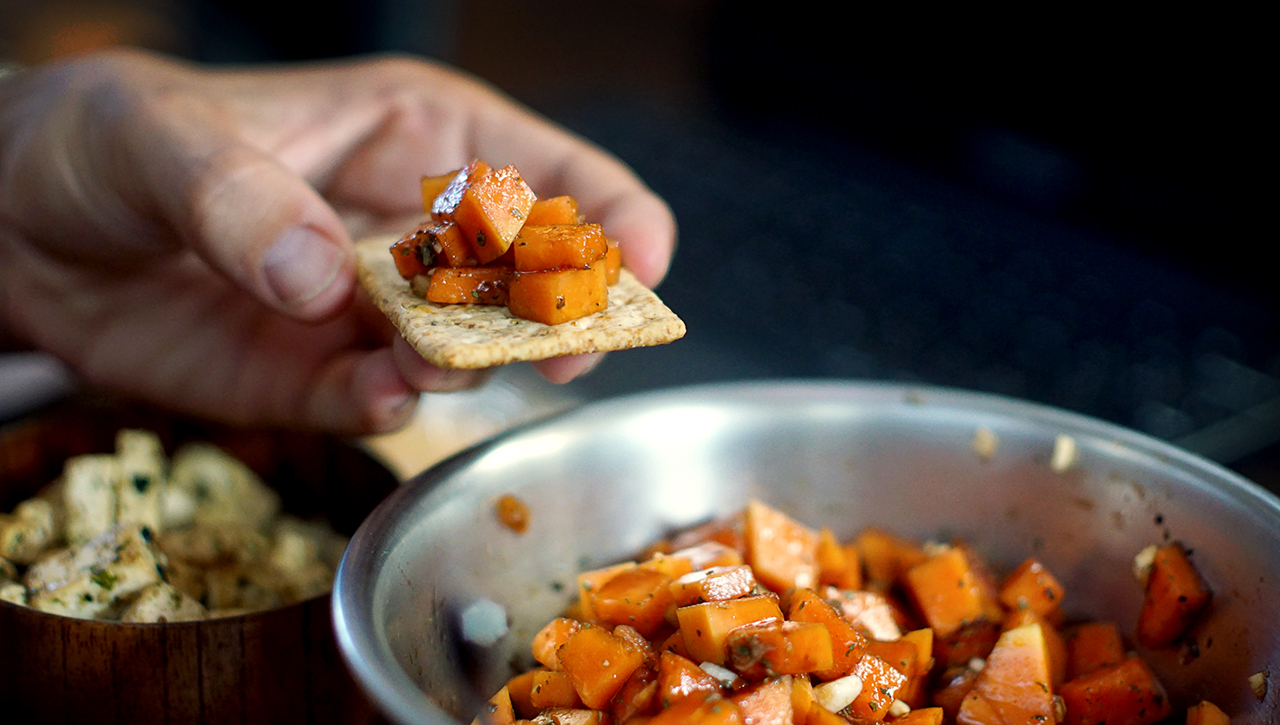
[0,49,676,435]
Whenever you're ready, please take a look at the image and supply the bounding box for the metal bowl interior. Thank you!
[334,381,1280,724]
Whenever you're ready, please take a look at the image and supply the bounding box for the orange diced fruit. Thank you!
[730,677,794,725]
[998,557,1066,618]
[1136,542,1211,648]
[743,499,820,593]
[432,159,491,222]
[956,623,1056,725]
[1186,700,1231,725]
[471,684,515,725]
[532,618,584,671]
[855,527,927,585]
[513,224,608,272]
[421,170,459,214]
[556,625,646,710]
[526,195,583,225]
[508,264,608,325]
[420,266,511,305]
[504,670,541,719]
[455,164,537,263]
[787,588,868,680]
[726,620,834,678]
[1057,656,1172,725]
[422,221,478,267]
[655,651,722,706]
[577,562,636,624]
[593,567,676,637]
[893,708,945,725]
[905,547,996,638]
[648,695,743,725]
[604,238,622,285]
[611,664,659,722]
[816,527,862,591]
[846,654,908,721]
[391,232,430,280]
[529,670,583,710]
[1003,608,1067,688]
[676,595,784,665]
[670,565,759,607]
[1066,621,1125,681]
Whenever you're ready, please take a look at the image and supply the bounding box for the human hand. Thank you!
[0,49,676,434]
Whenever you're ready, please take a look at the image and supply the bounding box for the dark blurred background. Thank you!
[2,1,1275,485]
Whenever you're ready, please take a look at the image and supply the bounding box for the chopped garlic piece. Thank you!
[1250,671,1268,701]
[1133,544,1158,588]
[699,661,738,686]
[814,674,863,712]
[972,427,998,461]
[888,699,911,717]
[1050,434,1078,472]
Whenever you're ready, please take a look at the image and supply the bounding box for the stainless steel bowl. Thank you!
[334,381,1280,724]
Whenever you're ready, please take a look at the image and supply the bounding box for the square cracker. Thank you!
[355,234,686,369]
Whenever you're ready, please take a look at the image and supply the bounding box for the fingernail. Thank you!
[264,226,344,306]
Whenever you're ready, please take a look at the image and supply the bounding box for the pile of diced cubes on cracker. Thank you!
[475,500,1239,725]
[392,160,623,325]
[0,430,346,622]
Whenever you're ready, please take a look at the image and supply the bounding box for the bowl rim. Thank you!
[333,378,1280,724]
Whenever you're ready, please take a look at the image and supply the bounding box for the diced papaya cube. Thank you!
[933,620,1001,669]
[677,595,784,665]
[421,221,478,267]
[892,707,945,725]
[420,266,512,305]
[435,163,536,263]
[847,653,908,721]
[1136,542,1211,648]
[659,629,693,659]
[649,694,743,725]
[604,238,622,285]
[956,623,1056,725]
[638,552,696,581]
[998,558,1066,618]
[790,676,815,719]
[530,670,584,710]
[855,528,927,585]
[1002,609,1066,689]
[513,224,608,271]
[557,625,646,710]
[1186,700,1231,725]
[613,624,659,668]
[526,195,583,226]
[900,628,935,677]
[816,528,862,591]
[611,664,659,723]
[656,651,723,706]
[533,618,585,671]
[730,677,794,725]
[743,499,820,593]
[1057,657,1172,725]
[865,638,924,708]
[432,160,491,222]
[472,684,515,725]
[787,588,868,681]
[932,665,980,721]
[1065,621,1125,681]
[507,264,608,325]
[391,232,431,280]
[726,620,834,678]
[669,516,747,557]
[821,586,902,642]
[578,562,636,624]
[505,669,541,719]
[670,566,759,607]
[421,171,459,214]
[669,541,745,570]
[593,567,676,636]
[905,547,998,638]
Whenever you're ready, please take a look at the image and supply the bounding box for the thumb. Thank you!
[139,128,355,321]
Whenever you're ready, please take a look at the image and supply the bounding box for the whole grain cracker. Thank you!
[355,234,685,369]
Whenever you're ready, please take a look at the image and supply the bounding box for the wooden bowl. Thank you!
[0,395,397,722]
